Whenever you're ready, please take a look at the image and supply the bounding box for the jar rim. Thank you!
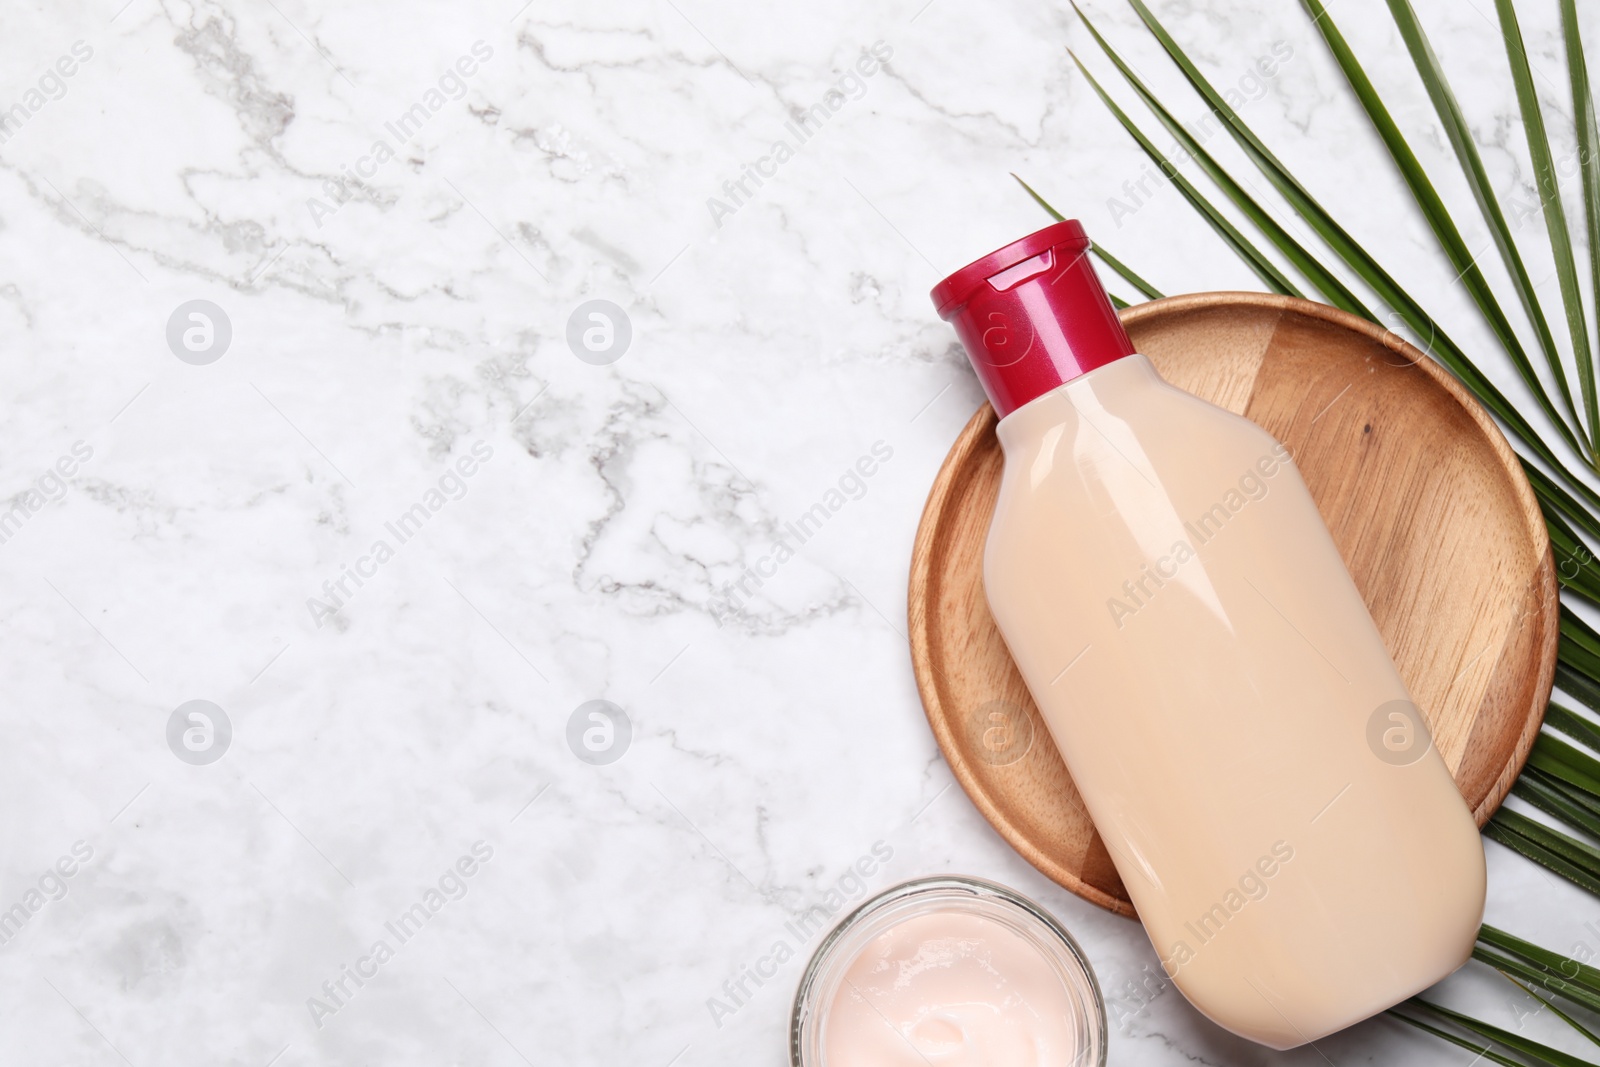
[788,874,1108,1067]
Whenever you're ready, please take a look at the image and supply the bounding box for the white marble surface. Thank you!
[2,0,1598,1063]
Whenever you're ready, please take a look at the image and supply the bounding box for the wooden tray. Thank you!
[908,293,1559,917]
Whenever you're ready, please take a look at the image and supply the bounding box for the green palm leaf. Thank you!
[1117,0,1600,505]
[1515,769,1600,842]
[1012,173,1166,299]
[1067,51,1303,297]
[1479,943,1600,1017]
[1550,511,1600,603]
[1547,701,1600,755]
[1565,0,1600,395]
[1301,0,1586,460]
[1527,459,1600,541]
[1484,817,1600,897]
[1503,972,1600,1054]
[1564,607,1600,676]
[1492,805,1600,881]
[1072,2,1372,318]
[1091,242,1164,302]
[1479,925,1600,1009]
[1388,1005,1563,1067]
[1407,998,1598,1067]
[1529,732,1600,798]
[1526,766,1600,824]
[1559,662,1600,722]
[1496,0,1597,460]
[1386,0,1587,449]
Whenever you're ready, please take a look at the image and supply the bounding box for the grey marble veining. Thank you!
[1,0,1596,1064]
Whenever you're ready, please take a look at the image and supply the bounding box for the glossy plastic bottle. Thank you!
[931,221,1485,1050]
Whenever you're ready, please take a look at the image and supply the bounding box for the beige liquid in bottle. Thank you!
[933,222,1485,1049]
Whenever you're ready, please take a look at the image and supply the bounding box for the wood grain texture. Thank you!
[908,293,1558,917]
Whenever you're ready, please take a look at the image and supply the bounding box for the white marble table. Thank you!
[2,0,1596,1063]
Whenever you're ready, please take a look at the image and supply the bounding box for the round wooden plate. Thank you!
[908,293,1559,917]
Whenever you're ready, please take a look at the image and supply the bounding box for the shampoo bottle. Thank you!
[931,220,1485,1049]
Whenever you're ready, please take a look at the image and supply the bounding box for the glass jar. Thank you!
[789,875,1107,1066]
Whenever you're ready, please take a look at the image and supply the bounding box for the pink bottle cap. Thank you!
[931,220,1135,417]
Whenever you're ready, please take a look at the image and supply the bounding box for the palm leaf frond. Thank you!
[1067,50,1303,296]
[1301,0,1589,464]
[1386,0,1587,448]
[1495,0,1597,458]
[1011,172,1166,299]
[1073,2,1371,317]
[1113,0,1600,500]
[1563,0,1600,396]
[1408,998,1597,1066]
